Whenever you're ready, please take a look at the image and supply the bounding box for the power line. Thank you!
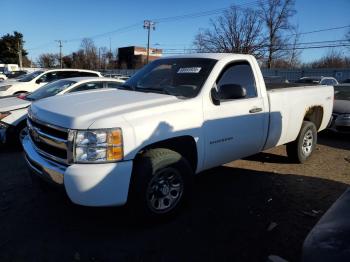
[161,43,350,54]
[153,0,263,23]
[65,22,143,43]
[290,25,350,36]
[27,41,55,51]
[161,39,350,51]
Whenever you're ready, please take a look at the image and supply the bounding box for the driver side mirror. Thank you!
[211,84,247,105]
[35,78,43,84]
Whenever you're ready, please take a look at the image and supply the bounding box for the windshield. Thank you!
[26,79,76,101]
[18,70,44,82]
[120,58,217,98]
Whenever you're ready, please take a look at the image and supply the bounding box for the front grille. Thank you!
[32,138,67,159]
[27,117,70,164]
[28,118,67,140]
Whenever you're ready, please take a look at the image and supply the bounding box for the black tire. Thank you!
[128,148,193,220]
[7,121,27,148]
[286,121,317,163]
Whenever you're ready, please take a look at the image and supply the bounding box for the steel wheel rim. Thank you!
[302,129,313,156]
[146,167,184,214]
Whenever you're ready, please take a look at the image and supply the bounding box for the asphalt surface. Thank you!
[0,131,349,262]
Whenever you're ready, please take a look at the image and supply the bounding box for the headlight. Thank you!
[74,128,123,163]
[0,85,12,91]
[0,112,11,120]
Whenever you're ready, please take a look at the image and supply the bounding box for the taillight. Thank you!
[17,93,27,100]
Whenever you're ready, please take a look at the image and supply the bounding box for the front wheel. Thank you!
[286,121,317,163]
[128,148,193,220]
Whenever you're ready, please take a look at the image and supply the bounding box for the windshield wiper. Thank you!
[135,87,173,96]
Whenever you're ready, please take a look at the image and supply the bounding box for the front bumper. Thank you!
[328,114,350,133]
[22,135,133,207]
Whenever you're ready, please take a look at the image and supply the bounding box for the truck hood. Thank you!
[0,96,31,112]
[30,89,181,129]
[334,100,350,114]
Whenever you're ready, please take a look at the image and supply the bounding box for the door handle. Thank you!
[249,107,263,113]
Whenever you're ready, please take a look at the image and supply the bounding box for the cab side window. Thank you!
[69,82,104,92]
[38,72,59,83]
[107,82,122,89]
[217,62,257,98]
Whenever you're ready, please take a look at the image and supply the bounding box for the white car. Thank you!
[0,73,7,81]
[23,53,333,218]
[0,77,123,144]
[0,69,102,97]
[296,76,339,86]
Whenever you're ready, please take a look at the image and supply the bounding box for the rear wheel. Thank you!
[128,148,193,220]
[286,121,317,163]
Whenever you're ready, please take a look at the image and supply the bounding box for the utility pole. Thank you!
[17,40,23,69]
[143,20,155,64]
[55,40,64,68]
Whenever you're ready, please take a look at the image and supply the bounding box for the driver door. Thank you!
[203,61,268,169]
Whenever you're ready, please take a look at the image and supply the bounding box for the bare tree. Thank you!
[346,28,350,53]
[193,5,265,58]
[37,53,59,68]
[259,0,296,68]
[287,27,301,68]
[80,38,98,69]
[311,49,350,68]
[71,50,86,69]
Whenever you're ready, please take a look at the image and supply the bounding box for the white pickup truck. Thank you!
[22,54,333,218]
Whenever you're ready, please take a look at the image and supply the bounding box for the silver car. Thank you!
[328,85,350,133]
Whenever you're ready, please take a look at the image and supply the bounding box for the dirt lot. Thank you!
[0,131,349,262]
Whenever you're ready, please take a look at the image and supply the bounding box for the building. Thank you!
[118,46,162,69]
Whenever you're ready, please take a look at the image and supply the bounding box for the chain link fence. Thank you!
[102,68,350,82]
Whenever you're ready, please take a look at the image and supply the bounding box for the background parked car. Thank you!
[0,69,102,97]
[328,86,350,134]
[6,70,28,79]
[0,73,7,81]
[0,77,123,145]
[295,76,338,85]
[264,76,289,84]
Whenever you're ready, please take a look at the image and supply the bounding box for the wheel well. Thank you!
[13,91,28,95]
[137,136,198,172]
[304,106,324,130]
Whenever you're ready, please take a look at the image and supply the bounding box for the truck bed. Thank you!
[263,84,333,150]
[265,82,319,90]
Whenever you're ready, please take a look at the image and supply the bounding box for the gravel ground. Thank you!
[0,131,349,262]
